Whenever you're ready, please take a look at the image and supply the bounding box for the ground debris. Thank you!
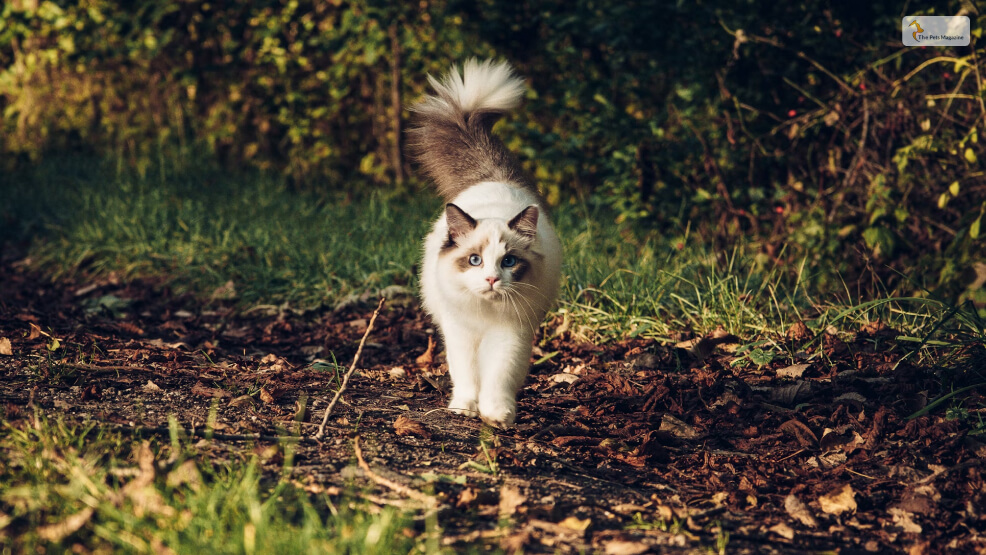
[1,261,984,553]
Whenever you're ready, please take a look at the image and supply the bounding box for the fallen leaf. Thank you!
[859,320,887,335]
[456,487,479,508]
[819,428,865,451]
[558,516,591,532]
[416,336,435,366]
[769,522,795,539]
[770,381,812,405]
[776,363,810,378]
[779,419,818,447]
[550,373,579,385]
[27,322,43,340]
[806,451,847,470]
[818,483,857,516]
[166,460,203,492]
[259,387,276,404]
[0,338,11,356]
[659,414,700,439]
[889,507,922,533]
[605,540,650,555]
[784,494,818,527]
[191,382,231,399]
[498,484,527,518]
[143,380,162,393]
[211,280,237,300]
[786,322,811,341]
[229,395,253,408]
[834,391,867,406]
[393,415,431,439]
[37,507,95,542]
[500,529,531,554]
[81,384,101,401]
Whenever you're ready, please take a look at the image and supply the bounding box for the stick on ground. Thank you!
[315,297,385,439]
[354,436,436,507]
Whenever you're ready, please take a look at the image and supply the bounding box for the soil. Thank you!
[1,261,985,554]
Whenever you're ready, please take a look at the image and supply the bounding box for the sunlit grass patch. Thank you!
[0,412,421,553]
[3,155,981,352]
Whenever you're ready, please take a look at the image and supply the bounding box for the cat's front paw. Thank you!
[478,399,516,429]
[448,396,479,417]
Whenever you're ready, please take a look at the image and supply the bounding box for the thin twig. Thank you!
[354,436,436,506]
[315,298,386,439]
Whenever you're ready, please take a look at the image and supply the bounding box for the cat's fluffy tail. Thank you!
[408,59,538,201]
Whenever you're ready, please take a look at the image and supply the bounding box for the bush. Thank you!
[1,0,983,302]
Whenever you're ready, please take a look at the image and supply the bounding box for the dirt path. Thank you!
[1,263,984,553]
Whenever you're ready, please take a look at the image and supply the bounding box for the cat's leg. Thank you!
[443,325,480,417]
[476,327,533,428]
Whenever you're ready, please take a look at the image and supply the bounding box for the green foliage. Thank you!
[0,413,418,553]
[1,0,985,302]
[0,0,490,182]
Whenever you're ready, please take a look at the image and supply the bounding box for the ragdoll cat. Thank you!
[409,59,563,428]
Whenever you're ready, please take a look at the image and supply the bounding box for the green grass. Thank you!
[0,413,422,554]
[1,154,979,354]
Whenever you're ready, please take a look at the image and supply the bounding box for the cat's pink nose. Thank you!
[486,277,500,288]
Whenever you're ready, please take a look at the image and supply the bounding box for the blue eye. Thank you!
[502,255,517,268]
[468,254,482,266]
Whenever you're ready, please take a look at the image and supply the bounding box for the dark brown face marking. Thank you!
[507,206,539,239]
[449,238,489,271]
[506,255,530,282]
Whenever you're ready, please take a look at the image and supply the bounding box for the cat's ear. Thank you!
[445,203,477,241]
[508,206,539,239]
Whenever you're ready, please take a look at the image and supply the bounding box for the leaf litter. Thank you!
[1,262,985,552]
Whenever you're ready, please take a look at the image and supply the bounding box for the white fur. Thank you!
[420,182,562,427]
[415,59,526,118]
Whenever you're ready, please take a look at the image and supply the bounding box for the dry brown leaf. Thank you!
[558,516,591,532]
[604,540,650,555]
[0,338,11,356]
[818,483,857,515]
[770,381,812,405]
[210,280,237,300]
[859,320,887,335]
[191,382,231,399]
[776,363,810,378]
[806,452,847,470]
[769,522,796,540]
[500,529,531,554]
[229,395,253,408]
[393,415,431,439]
[784,494,818,527]
[27,322,43,340]
[117,321,145,336]
[659,414,700,439]
[889,507,922,533]
[166,460,203,492]
[779,419,818,447]
[456,487,479,508]
[498,484,527,518]
[415,335,435,366]
[37,507,95,542]
[259,387,276,404]
[786,322,811,341]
